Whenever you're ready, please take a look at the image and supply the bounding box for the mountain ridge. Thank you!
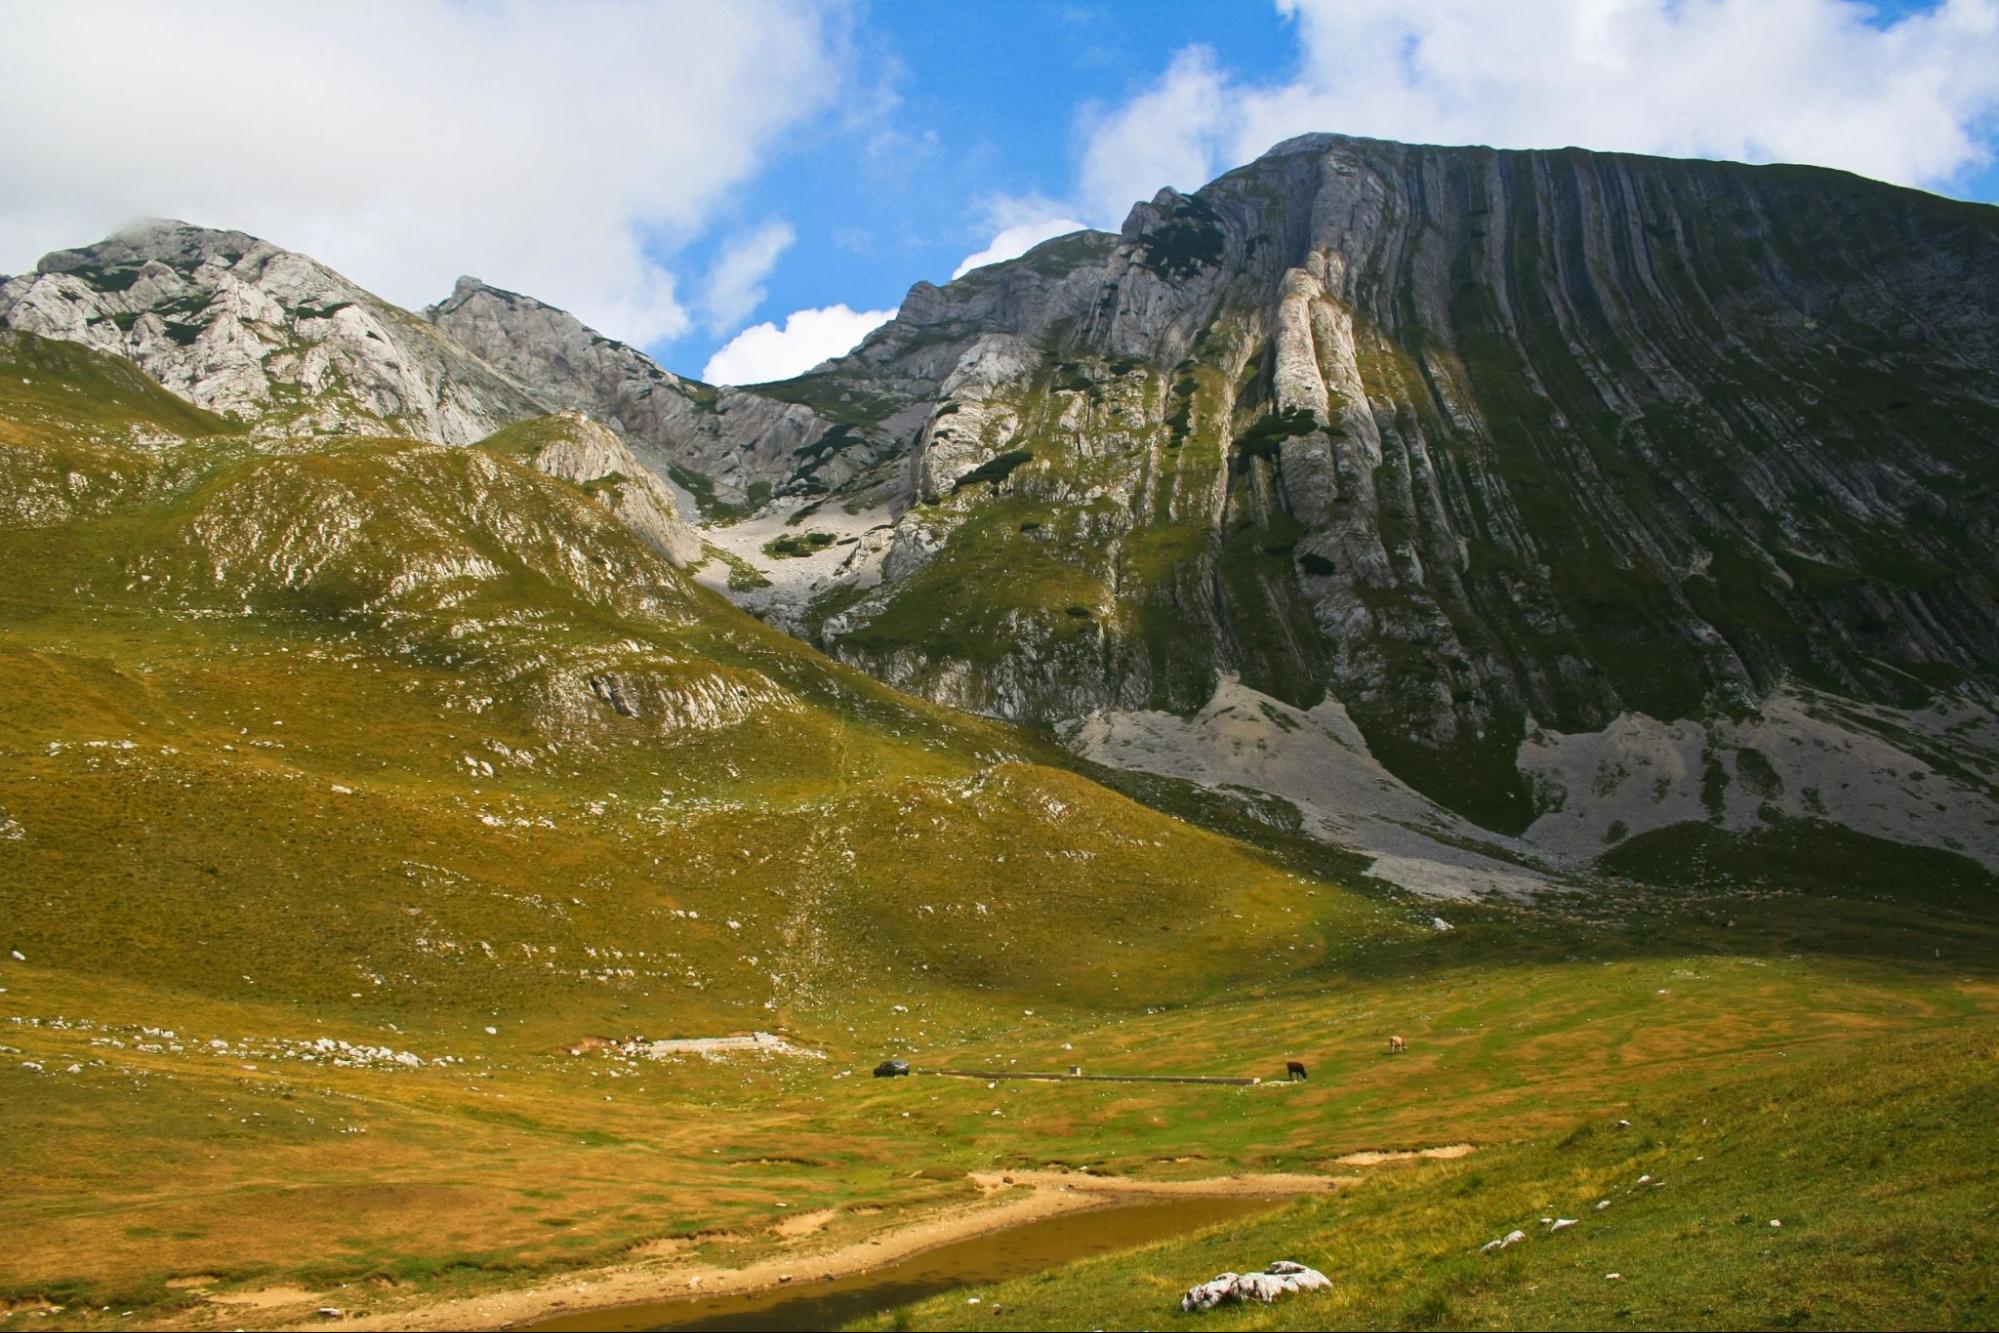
[6,135,1997,872]
[5,136,1999,1333]
[715,132,1999,837]
[0,218,543,443]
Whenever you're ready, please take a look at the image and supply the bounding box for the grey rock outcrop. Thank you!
[493,411,702,567]
[1181,1261,1332,1311]
[0,220,540,442]
[716,134,1999,831]
[427,278,895,507]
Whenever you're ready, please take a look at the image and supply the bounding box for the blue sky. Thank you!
[4,1,1997,384]
[675,2,1304,346]
[684,0,1999,381]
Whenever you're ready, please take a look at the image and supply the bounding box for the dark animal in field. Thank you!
[1286,1060,1308,1081]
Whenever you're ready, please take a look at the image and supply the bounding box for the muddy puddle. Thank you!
[524,1193,1279,1331]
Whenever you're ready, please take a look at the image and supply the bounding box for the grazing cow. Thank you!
[1387,1035,1407,1054]
[1286,1060,1308,1081]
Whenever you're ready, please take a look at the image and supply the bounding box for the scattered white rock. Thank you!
[1770,1219,1783,1228]
[1549,1218,1579,1232]
[483,1026,498,1035]
[1479,1229,1529,1253]
[1074,676,1553,900]
[631,1032,823,1060]
[1180,1261,1330,1312]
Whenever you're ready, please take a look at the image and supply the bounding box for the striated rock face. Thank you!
[734,134,1999,830]
[0,220,541,442]
[427,278,898,508]
[8,141,1995,854]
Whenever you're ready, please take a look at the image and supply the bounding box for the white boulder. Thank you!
[1180,1260,1330,1312]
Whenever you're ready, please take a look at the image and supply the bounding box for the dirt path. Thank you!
[267,1167,1363,1332]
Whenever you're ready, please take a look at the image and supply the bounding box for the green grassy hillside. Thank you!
[861,1021,1999,1331]
[1,332,1994,1331]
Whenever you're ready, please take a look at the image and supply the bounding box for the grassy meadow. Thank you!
[1,331,1995,1330]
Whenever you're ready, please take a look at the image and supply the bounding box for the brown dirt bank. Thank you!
[262,1166,1381,1331]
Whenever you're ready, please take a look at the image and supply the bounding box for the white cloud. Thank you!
[0,1,850,347]
[1073,0,1999,225]
[953,216,1089,278]
[1077,46,1235,224]
[700,221,796,333]
[703,304,895,385]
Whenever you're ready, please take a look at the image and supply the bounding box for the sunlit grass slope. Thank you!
[860,1022,1999,1331]
[1,332,1994,1331]
[0,333,1400,1040]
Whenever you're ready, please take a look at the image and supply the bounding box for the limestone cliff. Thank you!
[739,135,1999,830]
[0,220,540,442]
[0,223,706,568]
[426,278,899,509]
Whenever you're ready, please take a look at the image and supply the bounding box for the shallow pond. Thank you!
[526,1193,1279,1332]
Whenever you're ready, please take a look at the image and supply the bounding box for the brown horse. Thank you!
[1286,1060,1308,1081]
[1387,1035,1407,1054]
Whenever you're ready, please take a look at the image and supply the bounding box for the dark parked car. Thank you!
[873,1059,910,1078]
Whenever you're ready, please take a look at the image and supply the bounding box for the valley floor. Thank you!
[2,349,1994,1332]
[4,879,1995,1332]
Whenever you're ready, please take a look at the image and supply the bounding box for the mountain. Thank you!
[681,134,1999,860]
[5,148,1999,1333]
[0,325,1374,1029]
[0,220,542,442]
[751,140,1999,819]
[6,139,1998,888]
[0,221,734,576]
[427,276,902,511]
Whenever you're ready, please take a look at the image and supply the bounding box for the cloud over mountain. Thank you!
[703,303,895,385]
[1076,0,1999,223]
[0,0,850,347]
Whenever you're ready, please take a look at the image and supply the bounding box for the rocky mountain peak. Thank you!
[0,220,540,443]
[426,276,901,510]
[35,217,259,276]
[4,138,1994,874]
[692,135,1999,842]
